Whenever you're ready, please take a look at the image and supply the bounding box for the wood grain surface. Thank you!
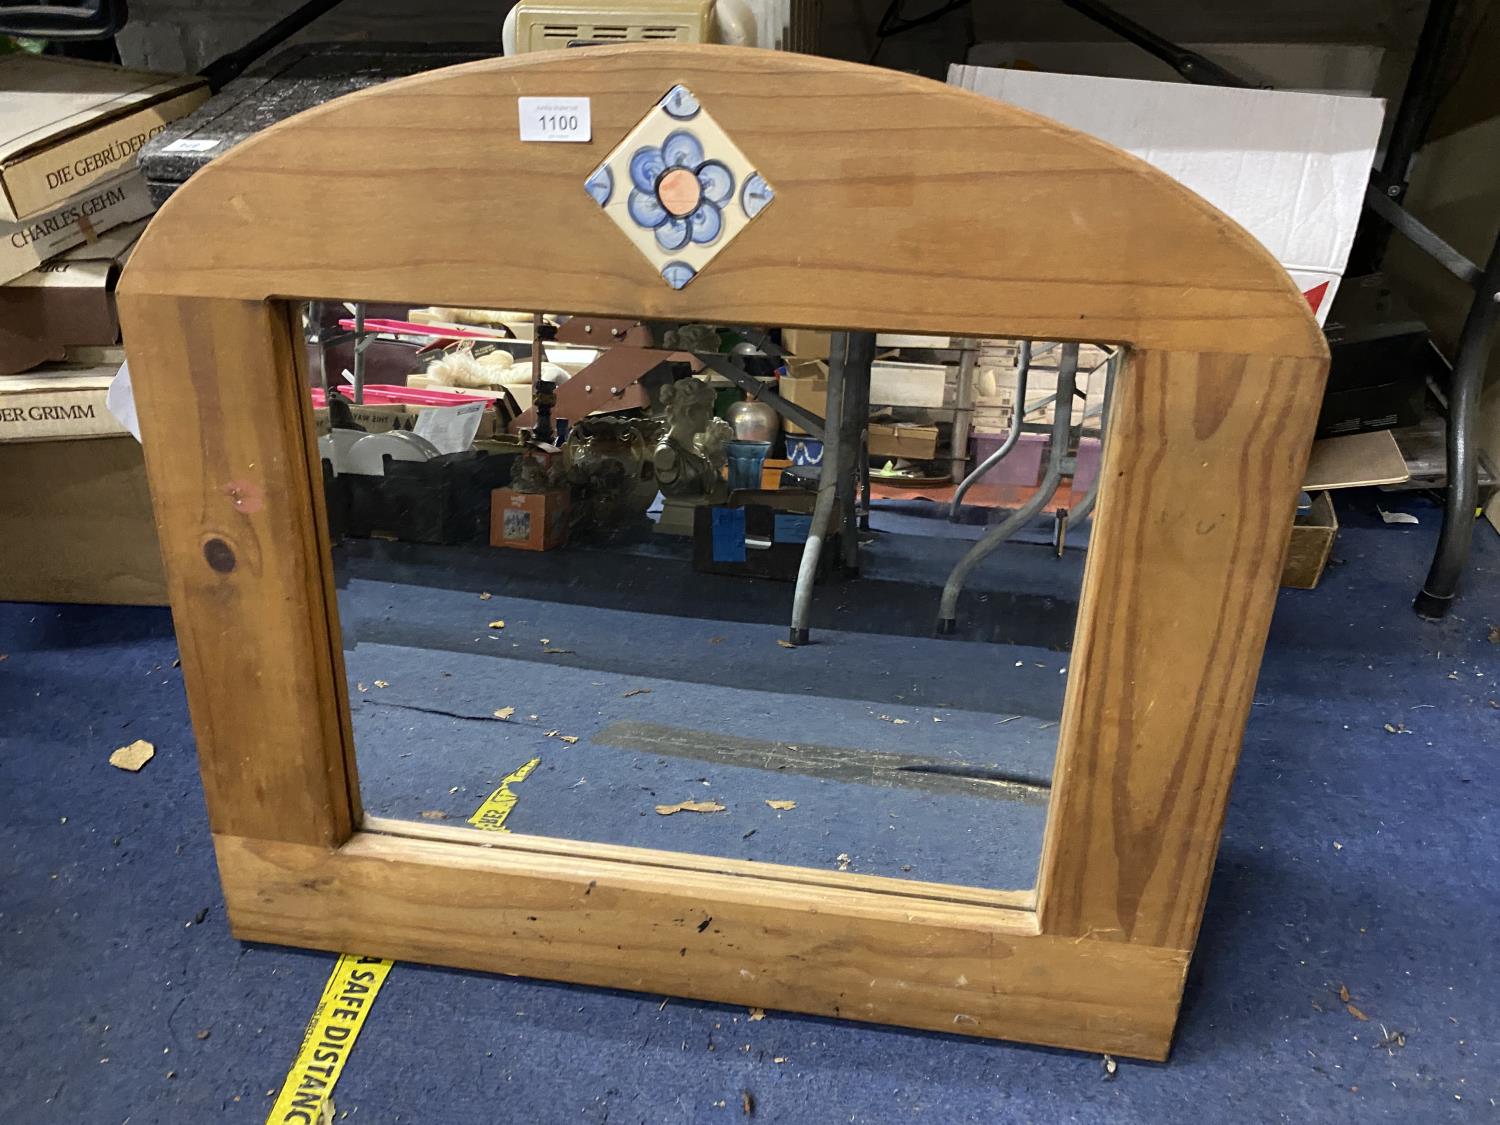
[1037,349,1327,948]
[216,830,1187,1060]
[117,295,359,847]
[119,45,1325,360]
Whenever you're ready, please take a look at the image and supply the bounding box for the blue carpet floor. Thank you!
[2,488,1497,1123]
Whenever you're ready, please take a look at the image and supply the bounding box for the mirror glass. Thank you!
[303,300,1118,892]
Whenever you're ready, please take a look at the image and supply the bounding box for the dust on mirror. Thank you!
[304,300,1119,893]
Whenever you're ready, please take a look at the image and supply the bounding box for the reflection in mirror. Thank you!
[304,300,1117,893]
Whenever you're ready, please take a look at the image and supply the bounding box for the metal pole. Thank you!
[1350,0,1461,272]
[950,338,977,484]
[1065,348,1121,527]
[1414,231,1500,618]
[789,332,851,645]
[839,332,874,572]
[937,343,1079,634]
[351,302,366,405]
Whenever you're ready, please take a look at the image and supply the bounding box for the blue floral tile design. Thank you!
[584,164,612,207]
[586,84,774,288]
[660,261,696,290]
[660,84,700,120]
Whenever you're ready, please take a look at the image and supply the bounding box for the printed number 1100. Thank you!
[540,113,580,132]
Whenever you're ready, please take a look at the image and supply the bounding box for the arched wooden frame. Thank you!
[118,45,1326,1060]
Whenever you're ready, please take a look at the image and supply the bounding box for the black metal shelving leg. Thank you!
[1415,232,1500,619]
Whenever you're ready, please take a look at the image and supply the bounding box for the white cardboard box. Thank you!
[947,65,1385,324]
[0,170,154,285]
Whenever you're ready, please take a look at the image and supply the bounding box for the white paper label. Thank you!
[160,138,220,154]
[412,400,487,455]
[517,97,591,143]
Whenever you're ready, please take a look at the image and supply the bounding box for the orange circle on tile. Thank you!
[657,168,702,217]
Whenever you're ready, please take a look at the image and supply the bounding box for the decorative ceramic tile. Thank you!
[584,84,775,290]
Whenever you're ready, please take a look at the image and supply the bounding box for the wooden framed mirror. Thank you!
[118,44,1327,1060]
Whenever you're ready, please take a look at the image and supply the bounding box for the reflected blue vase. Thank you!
[724,440,771,492]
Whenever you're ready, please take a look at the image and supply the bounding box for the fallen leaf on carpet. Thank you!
[835,852,851,870]
[1374,1025,1406,1051]
[479,592,493,601]
[171,658,180,669]
[1102,1054,1118,1080]
[543,648,575,655]
[1347,1003,1369,1021]
[776,640,796,649]
[488,620,506,630]
[655,800,726,816]
[552,733,579,744]
[1383,721,1411,734]
[419,810,448,820]
[1377,508,1419,525]
[373,680,389,689]
[709,635,725,645]
[878,715,909,725]
[195,1029,210,1040]
[493,707,516,720]
[1488,624,1500,644]
[1338,984,1351,1002]
[747,1008,765,1022]
[109,740,155,772]
[741,1090,755,1116]
[623,688,652,698]
[773,1057,787,1064]
[540,638,550,644]
[765,800,797,810]
[356,682,368,693]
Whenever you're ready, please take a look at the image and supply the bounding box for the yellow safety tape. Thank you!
[468,756,541,832]
[266,760,538,1123]
[266,954,394,1125]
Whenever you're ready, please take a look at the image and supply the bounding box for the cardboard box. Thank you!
[0,218,143,374]
[779,362,827,436]
[870,361,949,408]
[0,364,127,442]
[311,402,412,436]
[966,42,1384,97]
[0,170,154,285]
[0,435,166,605]
[781,328,831,358]
[868,422,939,460]
[1281,490,1338,589]
[692,490,837,582]
[0,55,206,222]
[490,488,569,551]
[948,64,1385,323]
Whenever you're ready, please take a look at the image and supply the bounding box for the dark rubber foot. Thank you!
[1413,588,1453,620]
[935,618,957,636]
[789,627,810,646]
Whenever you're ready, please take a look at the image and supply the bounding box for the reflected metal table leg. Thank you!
[789,332,855,645]
[839,332,873,572]
[1065,348,1121,529]
[937,343,1079,634]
